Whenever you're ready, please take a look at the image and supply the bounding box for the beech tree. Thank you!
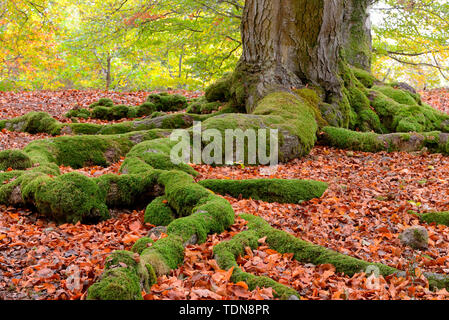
[3,0,449,300]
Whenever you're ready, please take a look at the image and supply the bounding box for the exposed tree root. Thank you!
[319,127,449,155]
[199,179,328,204]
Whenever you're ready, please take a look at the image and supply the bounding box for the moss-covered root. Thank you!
[0,111,61,135]
[199,179,328,204]
[241,214,449,291]
[0,149,32,171]
[320,126,449,155]
[144,196,175,226]
[146,93,188,112]
[88,170,236,300]
[0,169,110,224]
[213,230,300,299]
[200,92,319,163]
[409,210,449,227]
[87,250,144,300]
[23,135,134,169]
[241,214,396,276]
[121,137,198,176]
[0,167,163,223]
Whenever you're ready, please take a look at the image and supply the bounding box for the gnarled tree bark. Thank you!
[234,0,372,116]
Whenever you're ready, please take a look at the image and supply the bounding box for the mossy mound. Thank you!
[89,98,114,108]
[23,135,133,169]
[95,173,162,208]
[124,138,198,176]
[32,172,110,224]
[0,149,32,171]
[66,102,157,121]
[131,237,154,255]
[0,112,61,135]
[87,250,143,300]
[205,73,232,102]
[0,170,110,224]
[320,127,449,155]
[144,196,175,226]
[146,93,187,112]
[410,210,449,227]
[186,97,222,114]
[199,179,328,204]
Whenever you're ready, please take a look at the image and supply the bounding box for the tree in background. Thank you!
[372,0,449,89]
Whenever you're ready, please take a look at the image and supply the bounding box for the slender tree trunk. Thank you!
[234,0,372,116]
[106,56,112,91]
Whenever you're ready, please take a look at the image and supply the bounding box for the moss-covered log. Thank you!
[320,127,449,155]
[199,178,327,204]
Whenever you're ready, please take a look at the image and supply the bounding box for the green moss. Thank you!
[167,194,235,243]
[89,98,114,108]
[144,196,175,226]
[126,138,198,176]
[294,88,328,128]
[24,135,133,169]
[87,267,142,300]
[373,85,418,106]
[213,230,299,299]
[205,73,232,102]
[199,179,327,204]
[241,214,397,276]
[253,92,318,158]
[351,67,377,88]
[0,149,32,171]
[95,173,160,208]
[141,235,185,270]
[65,108,92,119]
[369,90,449,133]
[66,123,102,135]
[321,127,384,152]
[0,171,23,184]
[31,172,110,224]
[2,112,61,135]
[411,210,449,227]
[92,106,113,120]
[131,237,154,255]
[111,105,130,119]
[137,102,156,117]
[186,98,222,114]
[105,250,140,269]
[146,93,187,112]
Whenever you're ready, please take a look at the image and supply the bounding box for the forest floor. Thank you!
[1,88,449,300]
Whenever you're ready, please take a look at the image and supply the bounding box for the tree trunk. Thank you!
[106,56,112,91]
[235,0,372,115]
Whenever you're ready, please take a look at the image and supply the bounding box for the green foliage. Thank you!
[1,0,242,91]
[372,0,449,88]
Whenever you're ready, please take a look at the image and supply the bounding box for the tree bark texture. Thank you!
[237,0,372,113]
